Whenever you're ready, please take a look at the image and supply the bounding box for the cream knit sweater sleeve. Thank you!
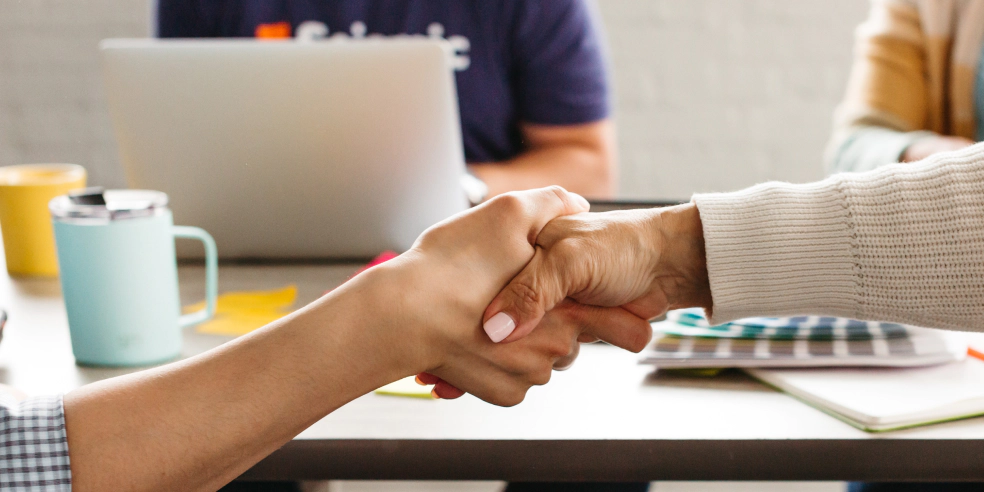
[692,143,984,331]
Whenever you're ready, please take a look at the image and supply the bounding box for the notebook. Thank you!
[745,358,984,432]
[642,310,967,369]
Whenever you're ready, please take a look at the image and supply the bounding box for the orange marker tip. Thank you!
[968,347,984,362]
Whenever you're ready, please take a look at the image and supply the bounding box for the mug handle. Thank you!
[172,226,218,328]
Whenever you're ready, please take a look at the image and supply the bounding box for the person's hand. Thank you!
[372,186,651,406]
[416,296,652,400]
[902,135,974,162]
[481,203,712,344]
[416,299,650,401]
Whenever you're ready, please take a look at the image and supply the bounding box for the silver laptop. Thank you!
[101,38,469,259]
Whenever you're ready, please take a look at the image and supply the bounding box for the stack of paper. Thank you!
[747,360,984,431]
[642,309,967,369]
[643,310,984,431]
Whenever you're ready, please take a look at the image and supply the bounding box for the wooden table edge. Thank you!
[241,438,984,481]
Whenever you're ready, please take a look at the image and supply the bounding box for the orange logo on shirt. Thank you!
[255,22,292,39]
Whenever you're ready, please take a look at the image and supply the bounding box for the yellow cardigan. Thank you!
[826,0,984,173]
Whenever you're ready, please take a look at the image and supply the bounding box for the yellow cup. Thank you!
[0,164,87,277]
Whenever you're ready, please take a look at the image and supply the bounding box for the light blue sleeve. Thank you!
[826,126,936,175]
[0,394,72,491]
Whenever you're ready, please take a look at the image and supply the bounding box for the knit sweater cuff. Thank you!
[692,179,860,325]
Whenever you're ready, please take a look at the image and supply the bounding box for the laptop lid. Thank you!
[102,38,469,259]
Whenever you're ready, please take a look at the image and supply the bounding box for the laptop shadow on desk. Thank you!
[642,368,773,393]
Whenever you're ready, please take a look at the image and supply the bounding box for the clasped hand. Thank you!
[411,199,713,403]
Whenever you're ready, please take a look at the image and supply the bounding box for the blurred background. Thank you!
[0,0,869,200]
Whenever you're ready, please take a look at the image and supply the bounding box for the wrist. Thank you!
[352,258,443,376]
[650,203,711,311]
[317,264,427,382]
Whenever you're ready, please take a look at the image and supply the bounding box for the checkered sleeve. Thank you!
[0,394,71,491]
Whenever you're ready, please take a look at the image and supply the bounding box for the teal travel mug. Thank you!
[50,189,217,366]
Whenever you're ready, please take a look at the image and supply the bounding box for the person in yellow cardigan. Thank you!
[827,0,984,173]
[823,5,984,487]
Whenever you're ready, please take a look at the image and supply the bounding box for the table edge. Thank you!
[242,438,984,481]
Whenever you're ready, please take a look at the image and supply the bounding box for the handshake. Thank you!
[371,186,715,406]
[57,146,984,490]
[59,186,719,491]
[59,151,982,490]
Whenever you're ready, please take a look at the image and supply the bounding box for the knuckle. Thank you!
[630,324,654,353]
[545,338,573,359]
[496,389,527,407]
[554,356,576,371]
[488,193,525,217]
[415,218,458,249]
[544,185,570,207]
[510,280,543,319]
[577,333,600,344]
[497,351,530,375]
[530,367,553,386]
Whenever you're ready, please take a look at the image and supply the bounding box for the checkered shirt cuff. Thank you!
[0,394,71,491]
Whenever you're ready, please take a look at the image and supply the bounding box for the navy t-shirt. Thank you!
[156,0,610,163]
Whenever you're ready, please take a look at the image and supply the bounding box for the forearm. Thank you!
[468,119,617,198]
[692,143,984,330]
[470,146,613,198]
[64,268,409,492]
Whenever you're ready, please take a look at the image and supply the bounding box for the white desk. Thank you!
[2,263,983,482]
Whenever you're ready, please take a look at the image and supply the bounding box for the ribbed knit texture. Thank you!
[694,143,984,331]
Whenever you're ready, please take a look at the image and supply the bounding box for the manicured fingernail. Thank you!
[430,388,440,399]
[414,376,425,386]
[571,192,590,210]
[484,312,516,343]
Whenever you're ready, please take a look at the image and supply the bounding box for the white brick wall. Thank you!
[600,0,869,199]
[0,0,870,199]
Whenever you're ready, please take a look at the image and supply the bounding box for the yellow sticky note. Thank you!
[375,376,435,399]
[190,285,297,336]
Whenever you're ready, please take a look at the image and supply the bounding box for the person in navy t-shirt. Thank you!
[156,0,616,199]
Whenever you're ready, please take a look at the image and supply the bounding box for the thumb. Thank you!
[483,248,568,343]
